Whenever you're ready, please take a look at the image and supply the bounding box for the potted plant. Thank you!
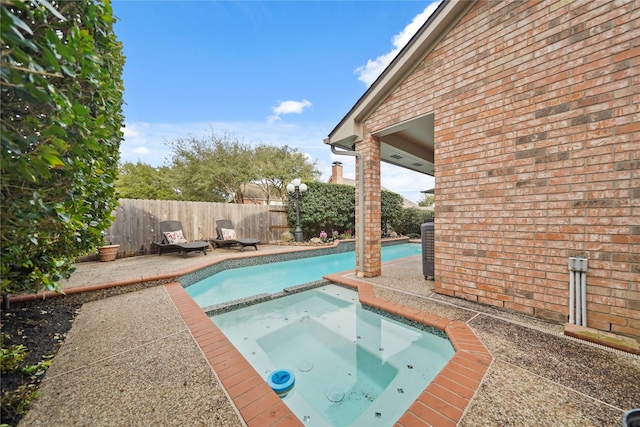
[97,234,119,262]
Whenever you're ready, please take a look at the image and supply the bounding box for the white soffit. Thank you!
[376,112,435,175]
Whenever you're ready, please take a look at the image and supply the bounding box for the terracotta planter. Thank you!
[98,244,119,262]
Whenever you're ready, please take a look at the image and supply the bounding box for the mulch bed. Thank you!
[1,302,80,426]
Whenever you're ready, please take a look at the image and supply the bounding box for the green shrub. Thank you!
[0,344,28,374]
[1,0,125,296]
[381,191,403,236]
[392,208,435,238]
[288,182,355,239]
[1,384,40,421]
[286,182,405,240]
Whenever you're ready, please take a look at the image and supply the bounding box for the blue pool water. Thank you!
[187,243,421,307]
[212,285,454,426]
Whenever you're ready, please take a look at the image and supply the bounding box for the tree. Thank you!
[116,162,179,200]
[1,0,125,296]
[419,194,435,207]
[166,131,255,203]
[164,131,320,204]
[253,144,320,204]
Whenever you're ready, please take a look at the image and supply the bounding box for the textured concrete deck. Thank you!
[18,246,640,426]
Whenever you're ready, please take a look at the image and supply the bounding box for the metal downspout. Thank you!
[331,145,365,277]
[568,257,588,327]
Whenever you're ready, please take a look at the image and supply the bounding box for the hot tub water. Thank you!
[211,285,454,426]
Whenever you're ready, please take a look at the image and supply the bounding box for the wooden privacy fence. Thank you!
[103,199,290,257]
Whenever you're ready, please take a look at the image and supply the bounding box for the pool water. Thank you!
[187,243,421,307]
[212,285,454,426]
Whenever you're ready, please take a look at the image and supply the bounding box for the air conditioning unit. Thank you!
[421,222,435,279]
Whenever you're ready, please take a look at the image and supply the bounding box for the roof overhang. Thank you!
[325,0,475,176]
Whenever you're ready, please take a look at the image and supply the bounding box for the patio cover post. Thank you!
[356,134,382,277]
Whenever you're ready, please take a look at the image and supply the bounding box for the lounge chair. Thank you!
[154,220,209,257]
[209,219,260,252]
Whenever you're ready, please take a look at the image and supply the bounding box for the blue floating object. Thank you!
[268,369,295,396]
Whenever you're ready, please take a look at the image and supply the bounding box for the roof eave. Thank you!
[326,0,475,148]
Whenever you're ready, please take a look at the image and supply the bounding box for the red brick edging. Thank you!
[166,274,492,427]
[8,241,354,304]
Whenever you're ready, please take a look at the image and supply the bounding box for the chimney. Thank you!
[331,161,343,184]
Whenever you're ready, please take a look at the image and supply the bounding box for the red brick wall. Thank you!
[363,0,639,337]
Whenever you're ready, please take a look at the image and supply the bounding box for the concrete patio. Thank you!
[17,245,640,426]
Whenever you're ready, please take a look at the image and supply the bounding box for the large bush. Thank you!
[391,207,435,238]
[288,182,355,239]
[286,182,405,240]
[1,0,125,296]
[381,190,403,235]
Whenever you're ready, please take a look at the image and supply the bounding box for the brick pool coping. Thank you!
[166,272,493,427]
[8,239,412,305]
[9,244,322,304]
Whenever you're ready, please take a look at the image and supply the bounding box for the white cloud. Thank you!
[268,99,312,123]
[122,125,141,139]
[132,146,149,155]
[118,121,189,166]
[354,2,441,86]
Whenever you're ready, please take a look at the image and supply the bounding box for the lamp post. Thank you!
[286,178,307,242]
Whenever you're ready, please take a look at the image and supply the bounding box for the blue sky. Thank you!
[112,0,439,203]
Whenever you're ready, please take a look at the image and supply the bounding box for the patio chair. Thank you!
[154,220,209,257]
[209,219,260,252]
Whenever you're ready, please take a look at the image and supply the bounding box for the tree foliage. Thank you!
[1,0,125,295]
[252,144,319,204]
[115,162,179,200]
[419,194,435,207]
[163,130,320,203]
[166,131,257,203]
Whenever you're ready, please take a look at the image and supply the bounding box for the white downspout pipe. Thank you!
[568,257,588,326]
[580,269,587,327]
[569,268,575,324]
[330,144,365,277]
[575,270,582,326]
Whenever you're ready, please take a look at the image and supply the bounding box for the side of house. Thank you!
[329,0,639,338]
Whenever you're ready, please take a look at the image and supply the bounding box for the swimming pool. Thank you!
[186,243,421,307]
[211,284,454,426]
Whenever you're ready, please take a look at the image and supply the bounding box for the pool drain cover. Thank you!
[326,386,345,402]
[297,360,313,372]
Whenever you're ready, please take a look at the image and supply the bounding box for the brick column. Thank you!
[355,134,381,277]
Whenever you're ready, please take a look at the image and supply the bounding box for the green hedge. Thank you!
[286,182,405,240]
[1,1,125,296]
[391,208,435,238]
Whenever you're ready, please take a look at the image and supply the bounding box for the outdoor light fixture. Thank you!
[287,178,307,242]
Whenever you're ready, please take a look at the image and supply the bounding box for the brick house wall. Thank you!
[362,0,639,337]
